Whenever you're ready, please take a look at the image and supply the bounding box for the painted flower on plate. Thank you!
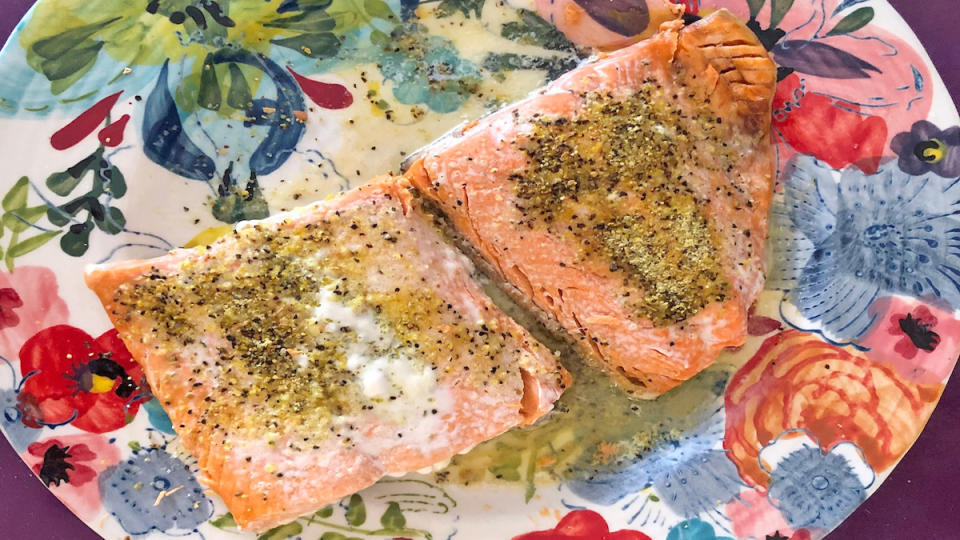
[724,330,940,488]
[21,433,120,520]
[0,266,69,361]
[724,488,794,540]
[772,73,887,174]
[665,519,733,540]
[98,446,213,535]
[568,411,744,525]
[768,155,960,342]
[513,509,652,540]
[760,431,875,531]
[17,325,144,433]
[890,121,960,178]
[377,25,481,114]
[859,296,960,384]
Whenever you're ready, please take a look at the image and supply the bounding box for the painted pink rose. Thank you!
[0,266,69,361]
[20,433,121,520]
[860,297,960,384]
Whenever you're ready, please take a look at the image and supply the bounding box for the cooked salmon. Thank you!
[404,11,776,398]
[85,176,569,532]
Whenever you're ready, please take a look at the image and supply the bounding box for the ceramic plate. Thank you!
[1,0,957,538]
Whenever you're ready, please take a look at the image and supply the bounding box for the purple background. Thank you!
[0,1,957,539]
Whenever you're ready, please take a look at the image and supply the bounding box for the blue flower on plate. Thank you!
[760,430,875,531]
[98,446,213,535]
[768,154,960,343]
[377,24,481,114]
[568,410,744,525]
[666,519,735,540]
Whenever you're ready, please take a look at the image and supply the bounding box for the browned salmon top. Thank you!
[405,11,776,397]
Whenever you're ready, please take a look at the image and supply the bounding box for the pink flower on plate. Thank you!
[0,266,69,361]
[860,297,960,384]
[725,489,794,540]
[20,433,121,521]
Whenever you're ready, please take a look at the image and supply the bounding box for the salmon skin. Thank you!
[404,10,776,398]
[85,177,569,532]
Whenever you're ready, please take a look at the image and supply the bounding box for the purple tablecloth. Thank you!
[0,2,957,539]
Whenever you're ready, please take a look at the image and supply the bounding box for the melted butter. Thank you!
[117,205,503,445]
[444,336,730,493]
[513,88,736,325]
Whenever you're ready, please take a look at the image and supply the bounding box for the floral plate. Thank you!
[0,0,957,539]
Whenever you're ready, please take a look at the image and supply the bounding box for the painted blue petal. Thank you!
[210,50,305,176]
[243,98,279,127]
[768,446,867,530]
[141,61,216,182]
[567,411,742,520]
[143,397,175,435]
[99,447,213,535]
[773,155,960,341]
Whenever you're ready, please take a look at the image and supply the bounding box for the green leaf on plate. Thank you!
[8,231,60,259]
[345,493,366,526]
[380,502,406,530]
[313,505,334,518]
[2,177,29,212]
[40,41,105,82]
[210,512,237,529]
[769,0,795,28]
[257,521,303,540]
[31,17,120,59]
[747,0,765,19]
[501,9,576,52]
[60,221,92,257]
[46,170,82,197]
[271,33,342,59]
[227,63,253,110]
[199,54,222,111]
[3,206,49,233]
[106,166,127,198]
[436,0,485,19]
[826,7,874,35]
[363,0,395,20]
[264,10,337,32]
[93,206,126,234]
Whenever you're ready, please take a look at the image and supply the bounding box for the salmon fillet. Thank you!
[404,10,776,398]
[85,177,569,532]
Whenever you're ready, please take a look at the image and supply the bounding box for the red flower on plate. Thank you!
[773,73,887,174]
[28,438,98,487]
[21,433,121,520]
[17,325,144,433]
[514,510,652,540]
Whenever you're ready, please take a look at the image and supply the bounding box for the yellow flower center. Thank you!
[89,374,116,394]
[915,138,947,163]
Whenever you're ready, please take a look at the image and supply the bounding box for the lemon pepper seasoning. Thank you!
[114,203,513,444]
[512,86,734,325]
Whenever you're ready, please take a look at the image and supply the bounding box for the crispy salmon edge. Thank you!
[404,10,777,399]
